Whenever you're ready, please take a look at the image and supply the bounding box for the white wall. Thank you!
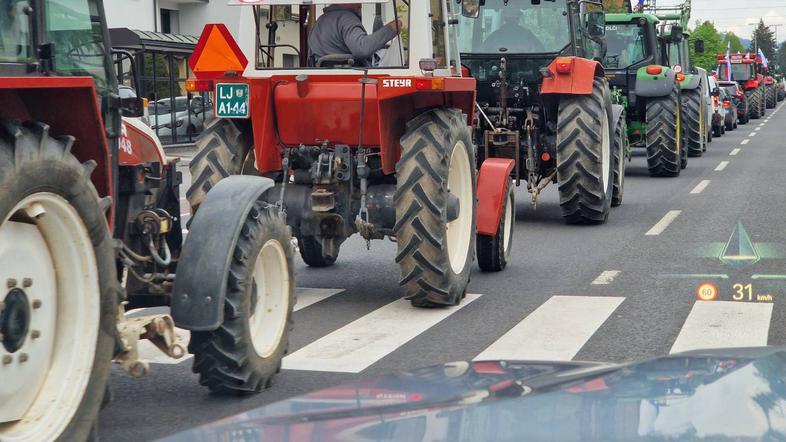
[179,2,242,37]
[104,0,157,31]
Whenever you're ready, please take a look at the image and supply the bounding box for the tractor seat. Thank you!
[314,54,357,68]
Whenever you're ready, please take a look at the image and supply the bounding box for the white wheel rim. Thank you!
[446,141,473,274]
[601,111,611,192]
[0,193,100,442]
[503,190,513,254]
[249,239,290,358]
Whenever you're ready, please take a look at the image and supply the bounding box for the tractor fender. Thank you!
[477,158,515,236]
[541,57,604,95]
[612,103,625,128]
[171,175,276,331]
[678,73,701,91]
[634,67,676,97]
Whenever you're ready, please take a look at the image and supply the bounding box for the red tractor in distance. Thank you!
[716,53,766,120]
[186,0,516,305]
[1,1,294,439]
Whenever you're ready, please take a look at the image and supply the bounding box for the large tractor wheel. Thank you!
[476,178,514,272]
[679,100,688,170]
[645,86,682,177]
[189,201,294,394]
[187,119,254,212]
[556,78,614,224]
[748,89,762,120]
[395,108,476,307]
[612,111,627,207]
[683,88,704,157]
[0,120,117,442]
[766,85,777,109]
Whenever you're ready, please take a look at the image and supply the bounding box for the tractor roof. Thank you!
[228,0,386,4]
[606,13,659,25]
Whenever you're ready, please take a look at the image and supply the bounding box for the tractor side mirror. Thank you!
[711,87,720,97]
[585,11,606,37]
[694,39,705,54]
[462,0,480,18]
[121,96,145,118]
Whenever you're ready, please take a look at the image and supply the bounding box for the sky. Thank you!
[654,0,786,41]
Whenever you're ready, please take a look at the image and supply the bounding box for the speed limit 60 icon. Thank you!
[696,282,719,301]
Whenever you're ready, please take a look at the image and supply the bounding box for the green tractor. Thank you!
[603,0,706,177]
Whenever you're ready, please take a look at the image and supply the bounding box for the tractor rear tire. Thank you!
[556,78,614,224]
[766,85,777,109]
[297,235,337,267]
[748,89,762,120]
[645,87,682,177]
[187,119,254,212]
[395,108,476,307]
[612,110,627,207]
[477,178,514,272]
[189,202,293,394]
[0,120,118,442]
[683,88,704,157]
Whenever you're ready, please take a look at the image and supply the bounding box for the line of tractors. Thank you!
[0,0,782,440]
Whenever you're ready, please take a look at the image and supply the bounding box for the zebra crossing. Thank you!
[132,287,776,371]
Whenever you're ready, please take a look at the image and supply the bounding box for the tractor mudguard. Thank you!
[477,158,516,236]
[612,103,625,129]
[541,57,604,95]
[634,67,676,97]
[171,175,276,331]
[678,73,701,91]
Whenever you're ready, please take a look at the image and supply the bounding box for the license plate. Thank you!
[215,83,249,119]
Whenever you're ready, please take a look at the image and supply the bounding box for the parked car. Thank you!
[149,96,213,144]
[720,88,738,130]
[719,80,748,125]
[708,75,726,138]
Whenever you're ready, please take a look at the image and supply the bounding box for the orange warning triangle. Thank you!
[189,24,248,79]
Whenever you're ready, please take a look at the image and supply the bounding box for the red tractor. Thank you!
[458,0,626,222]
[1,1,294,439]
[716,53,766,120]
[186,0,515,301]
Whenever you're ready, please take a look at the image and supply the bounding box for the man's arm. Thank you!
[339,14,398,60]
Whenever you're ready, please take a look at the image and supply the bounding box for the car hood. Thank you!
[162,347,786,441]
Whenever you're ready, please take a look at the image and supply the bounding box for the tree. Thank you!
[777,40,786,73]
[722,32,746,53]
[690,21,723,71]
[603,0,631,12]
[749,19,777,63]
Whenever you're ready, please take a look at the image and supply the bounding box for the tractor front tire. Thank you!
[612,110,627,207]
[748,89,762,120]
[477,178,514,272]
[187,119,254,212]
[683,88,704,157]
[0,120,118,442]
[645,87,682,177]
[189,202,294,394]
[556,78,614,224]
[298,235,337,267]
[766,85,777,109]
[395,108,476,307]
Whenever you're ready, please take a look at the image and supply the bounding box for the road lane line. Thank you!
[474,296,624,361]
[283,294,481,372]
[591,270,621,285]
[690,180,710,194]
[646,210,681,236]
[670,301,772,354]
[749,132,757,137]
[294,288,346,311]
[755,127,761,131]
[741,139,749,145]
[715,161,729,171]
[730,148,741,155]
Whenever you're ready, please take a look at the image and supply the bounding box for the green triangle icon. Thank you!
[720,222,760,267]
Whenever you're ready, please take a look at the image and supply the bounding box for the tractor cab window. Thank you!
[0,0,32,63]
[45,0,112,98]
[254,1,410,69]
[719,63,753,82]
[458,0,570,54]
[665,39,681,69]
[604,23,648,69]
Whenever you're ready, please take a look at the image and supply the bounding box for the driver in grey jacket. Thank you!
[308,3,401,67]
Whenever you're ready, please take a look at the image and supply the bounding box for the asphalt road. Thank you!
[101,102,786,440]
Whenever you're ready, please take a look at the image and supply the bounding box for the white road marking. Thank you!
[646,210,681,236]
[759,123,766,126]
[591,270,621,285]
[690,180,711,194]
[749,132,757,137]
[730,148,741,156]
[670,301,772,354]
[740,139,750,145]
[295,288,346,311]
[283,294,481,372]
[474,296,624,361]
[715,161,729,171]
[755,127,761,131]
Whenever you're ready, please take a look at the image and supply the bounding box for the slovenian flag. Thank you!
[758,48,769,69]
[726,41,732,81]
[635,0,645,11]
